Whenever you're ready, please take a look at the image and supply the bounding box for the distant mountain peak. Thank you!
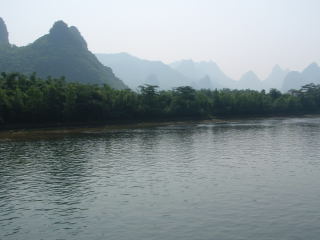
[0,17,9,45]
[48,20,87,49]
[241,70,259,79]
[170,59,235,88]
[304,62,319,71]
[272,64,282,72]
[262,64,288,90]
[96,53,193,89]
[238,71,262,90]
[240,71,260,82]
[309,62,319,67]
[282,71,302,92]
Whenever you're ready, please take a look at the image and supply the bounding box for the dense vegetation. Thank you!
[1,72,320,127]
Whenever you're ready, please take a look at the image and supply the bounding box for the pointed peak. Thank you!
[48,20,87,49]
[306,62,319,69]
[272,64,282,72]
[240,71,260,82]
[243,70,257,77]
[0,17,9,45]
[51,20,68,30]
[302,62,320,75]
[49,21,70,37]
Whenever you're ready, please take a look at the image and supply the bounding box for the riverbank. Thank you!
[1,114,319,141]
[0,117,216,140]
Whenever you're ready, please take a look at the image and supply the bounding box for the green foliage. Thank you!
[1,72,320,126]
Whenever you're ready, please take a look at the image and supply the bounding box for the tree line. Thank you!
[1,72,320,126]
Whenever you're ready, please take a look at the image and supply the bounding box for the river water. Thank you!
[1,117,320,240]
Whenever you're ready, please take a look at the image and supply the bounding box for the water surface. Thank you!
[1,117,320,239]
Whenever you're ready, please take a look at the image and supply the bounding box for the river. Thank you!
[1,117,320,239]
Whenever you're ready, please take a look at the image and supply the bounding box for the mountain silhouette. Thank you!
[282,63,320,91]
[262,64,289,90]
[0,19,126,89]
[237,71,262,90]
[170,59,231,89]
[96,52,193,89]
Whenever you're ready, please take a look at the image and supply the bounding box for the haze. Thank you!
[2,0,320,79]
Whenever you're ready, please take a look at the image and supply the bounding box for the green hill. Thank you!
[0,18,127,89]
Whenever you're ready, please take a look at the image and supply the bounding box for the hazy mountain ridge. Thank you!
[282,63,320,92]
[96,53,194,90]
[263,64,289,90]
[172,60,292,91]
[97,53,296,91]
[237,71,262,90]
[0,18,126,89]
[170,59,232,89]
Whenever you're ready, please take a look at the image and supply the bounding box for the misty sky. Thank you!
[1,0,320,80]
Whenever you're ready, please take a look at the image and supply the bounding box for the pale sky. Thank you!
[1,0,320,80]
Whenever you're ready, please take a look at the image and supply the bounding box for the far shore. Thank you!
[0,114,319,141]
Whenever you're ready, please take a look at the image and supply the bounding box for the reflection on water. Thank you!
[1,117,320,240]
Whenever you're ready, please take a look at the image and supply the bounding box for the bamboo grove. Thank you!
[1,72,320,126]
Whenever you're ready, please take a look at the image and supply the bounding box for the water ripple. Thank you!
[1,117,320,239]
